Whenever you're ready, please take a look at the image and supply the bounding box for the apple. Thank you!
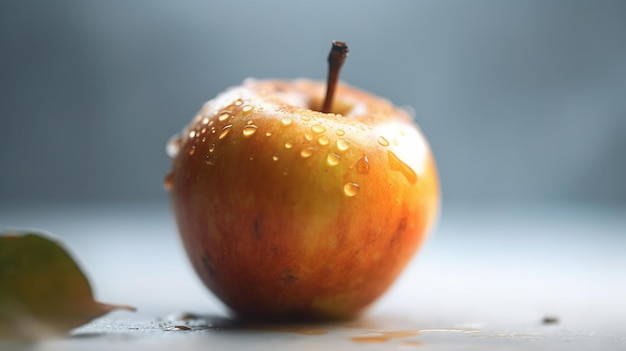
[166,41,439,320]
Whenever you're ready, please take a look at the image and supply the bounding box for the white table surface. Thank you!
[1,202,624,350]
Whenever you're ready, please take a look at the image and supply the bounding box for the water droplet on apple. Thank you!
[312,125,326,134]
[304,133,314,141]
[317,135,330,146]
[219,125,232,140]
[281,117,293,126]
[300,147,314,158]
[356,155,370,174]
[200,127,207,134]
[343,182,359,197]
[189,130,196,138]
[272,154,279,161]
[336,129,345,136]
[188,146,196,156]
[242,125,258,137]
[284,142,293,149]
[266,132,273,137]
[166,134,182,157]
[202,117,210,125]
[208,143,216,153]
[164,172,174,190]
[336,139,350,152]
[388,150,417,184]
[326,153,340,166]
[301,115,311,121]
[242,105,253,115]
[377,136,390,147]
[218,112,231,122]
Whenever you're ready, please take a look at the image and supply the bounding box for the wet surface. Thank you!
[1,203,624,350]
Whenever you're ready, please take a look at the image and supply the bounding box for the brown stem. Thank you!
[322,41,349,113]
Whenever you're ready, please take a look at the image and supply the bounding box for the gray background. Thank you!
[1,0,625,206]
[1,3,625,346]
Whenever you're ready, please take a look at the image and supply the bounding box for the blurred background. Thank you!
[1,0,625,207]
[0,2,625,339]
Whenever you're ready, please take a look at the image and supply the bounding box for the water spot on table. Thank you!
[165,325,191,331]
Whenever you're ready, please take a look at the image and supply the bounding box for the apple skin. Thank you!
[167,79,439,321]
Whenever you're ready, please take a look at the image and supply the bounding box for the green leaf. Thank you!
[0,231,135,340]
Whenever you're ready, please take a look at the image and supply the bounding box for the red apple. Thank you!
[166,42,439,320]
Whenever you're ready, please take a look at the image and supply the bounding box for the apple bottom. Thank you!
[177,216,429,322]
[171,173,437,321]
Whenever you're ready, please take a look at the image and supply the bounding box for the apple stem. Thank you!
[322,41,349,114]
